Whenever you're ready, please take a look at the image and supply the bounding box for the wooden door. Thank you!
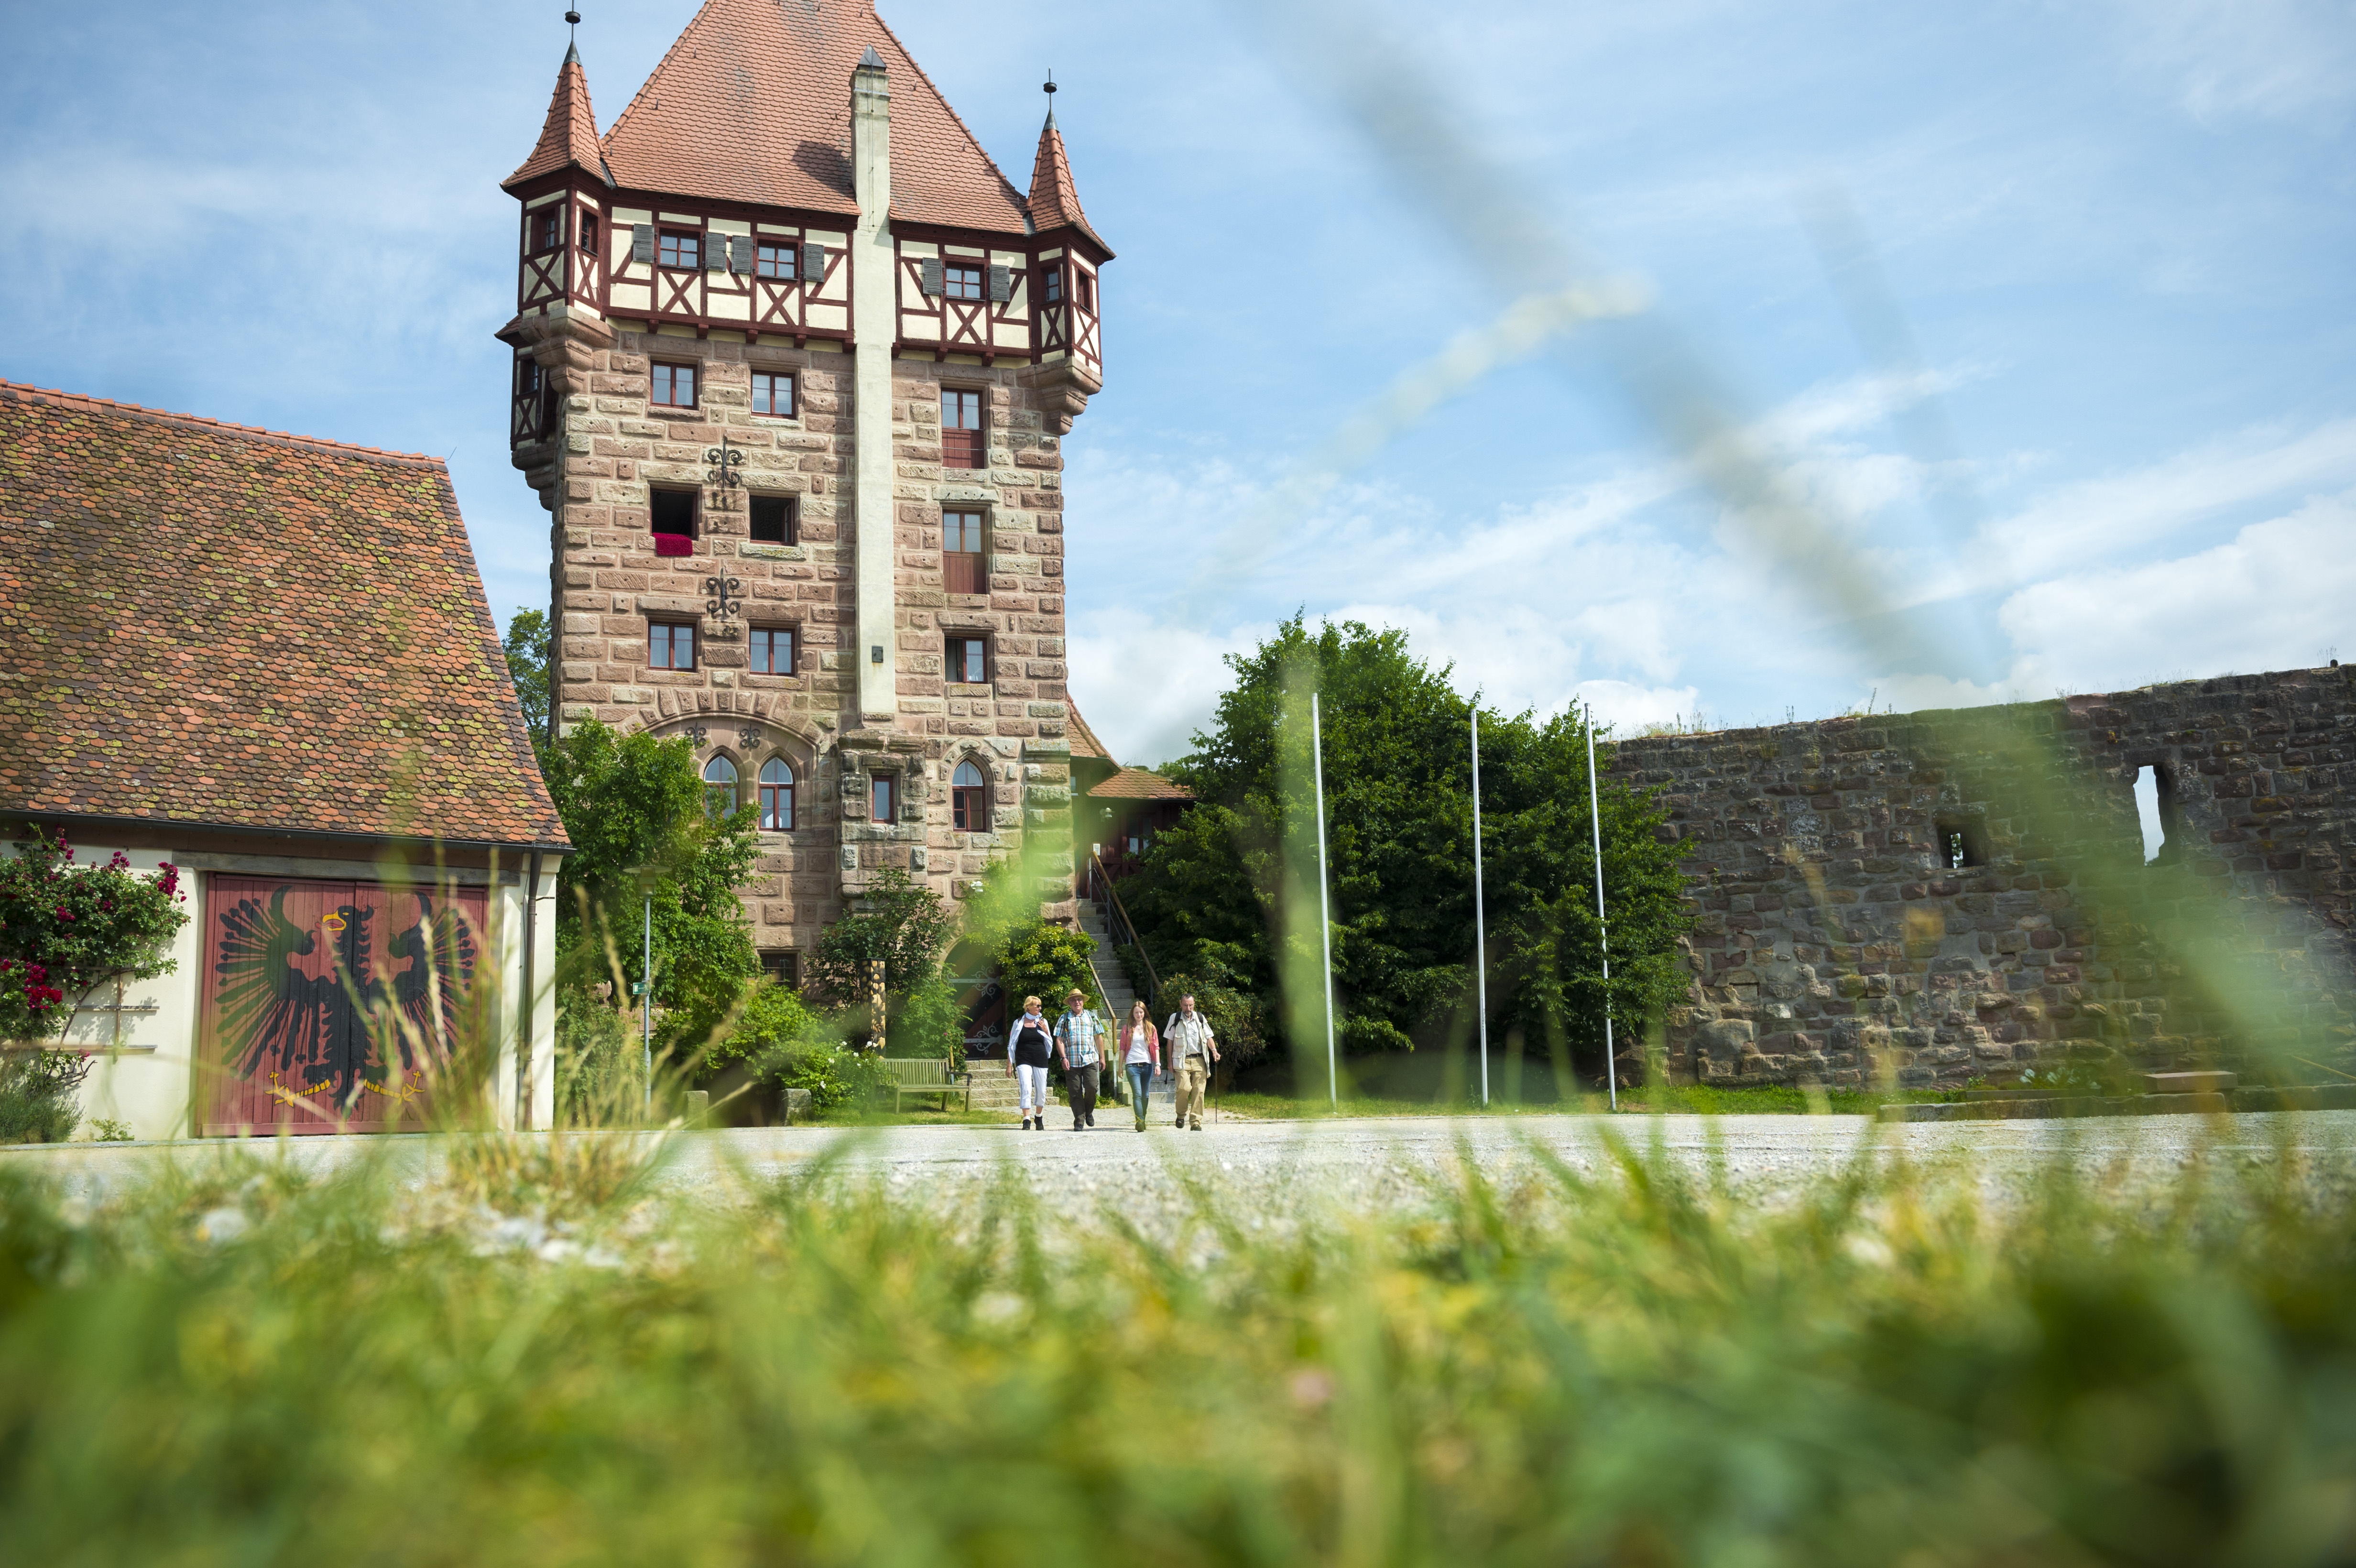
[199,874,489,1135]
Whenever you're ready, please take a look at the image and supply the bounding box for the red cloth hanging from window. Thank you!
[654,533,693,557]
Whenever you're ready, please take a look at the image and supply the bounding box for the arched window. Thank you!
[702,755,739,819]
[951,759,989,831]
[760,759,795,832]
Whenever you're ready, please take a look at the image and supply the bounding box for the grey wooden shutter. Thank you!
[799,242,824,283]
[920,258,943,297]
[703,233,727,271]
[730,235,754,273]
[987,264,1011,302]
[630,224,654,266]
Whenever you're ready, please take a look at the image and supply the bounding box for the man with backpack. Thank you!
[1164,994,1220,1131]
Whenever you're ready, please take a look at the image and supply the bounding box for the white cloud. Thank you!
[2115,0,2356,126]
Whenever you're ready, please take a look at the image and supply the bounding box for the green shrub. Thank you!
[997,918,1100,1014]
[0,1050,88,1144]
[553,985,637,1126]
[767,1043,894,1112]
[892,974,965,1063]
[0,830,188,1045]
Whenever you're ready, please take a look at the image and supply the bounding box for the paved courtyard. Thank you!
[12,1111,2356,1214]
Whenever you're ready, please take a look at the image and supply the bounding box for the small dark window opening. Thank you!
[579,212,599,256]
[1044,266,1062,305]
[1076,270,1096,312]
[650,487,698,539]
[538,382,560,439]
[763,950,801,989]
[530,207,562,252]
[749,494,794,544]
[946,635,988,685]
[870,774,896,823]
[1935,816,1989,871]
[2134,764,2182,865]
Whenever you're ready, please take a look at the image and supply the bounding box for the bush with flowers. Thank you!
[0,828,190,1045]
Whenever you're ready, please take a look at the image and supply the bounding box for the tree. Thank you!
[1120,616,1690,1081]
[807,869,960,1047]
[540,719,761,1019]
[502,610,550,750]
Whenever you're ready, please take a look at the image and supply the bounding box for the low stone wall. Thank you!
[1608,665,2356,1087]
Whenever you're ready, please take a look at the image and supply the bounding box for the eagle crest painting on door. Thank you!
[199,875,488,1134]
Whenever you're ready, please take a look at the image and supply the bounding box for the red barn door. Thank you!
[199,874,490,1135]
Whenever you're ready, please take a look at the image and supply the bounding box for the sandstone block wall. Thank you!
[1608,665,2356,1087]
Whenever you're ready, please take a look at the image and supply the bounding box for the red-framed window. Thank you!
[750,626,795,675]
[942,390,983,470]
[946,635,988,684]
[951,760,988,831]
[943,509,985,594]
[651,362,697,409]
[749,494,794,544]
[759,759,795,831]
[1076,270,1096,312]
[944,263,983,301]
[648,621,696,670]
[578,211,599,257]
[657,230,700,270]
[756,241,796,279]
[529,207,563,253]
[870,774,896,823]
[752,371,794,418]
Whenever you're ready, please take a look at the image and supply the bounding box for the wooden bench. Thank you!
[881,1056,971,1115]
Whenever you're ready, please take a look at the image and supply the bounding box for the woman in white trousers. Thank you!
[1006,996,1054,1131]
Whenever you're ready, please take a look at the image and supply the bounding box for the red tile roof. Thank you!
[505,44,609,191]
[1088,768,1192,802]
[1066,701,1113,763]
[597,0,1029,233]
[0,383,567,849]
[1027,111,1109,254]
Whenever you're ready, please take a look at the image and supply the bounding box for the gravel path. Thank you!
[13,1111,2356,1211]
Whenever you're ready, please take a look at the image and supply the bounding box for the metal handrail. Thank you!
[1088,851,1164,1015]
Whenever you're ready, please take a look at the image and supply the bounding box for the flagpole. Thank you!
[1471,706,1489,1108]
[1583,702,1615,1111]
[1312,691,1338,1111]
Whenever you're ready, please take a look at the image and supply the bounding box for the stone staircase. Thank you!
[1077,896,1173,1109]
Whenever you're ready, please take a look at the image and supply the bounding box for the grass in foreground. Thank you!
[1216,1082,1952,1119]
[1,1125,2351,1565]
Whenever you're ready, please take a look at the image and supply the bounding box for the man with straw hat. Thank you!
[1053,987,1104,1131]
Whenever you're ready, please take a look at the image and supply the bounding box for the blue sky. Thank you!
[4,0,2352,764]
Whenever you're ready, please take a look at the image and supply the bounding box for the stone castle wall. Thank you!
[1608,664,2356,1087]
[513,316,1076,963]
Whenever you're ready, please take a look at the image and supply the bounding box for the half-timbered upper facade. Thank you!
[496,0,1112,979]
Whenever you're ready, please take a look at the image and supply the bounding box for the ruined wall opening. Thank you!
[1935,816,1988,870]
[2133,764,2180,864]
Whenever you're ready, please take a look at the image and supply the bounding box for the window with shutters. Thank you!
[870,773,896,824]
[648,621,697,671]
[702,756,740,819]
[951,760,989,832]
[530,207,562,253]
[946,635,988,685]
[941,390,984,470]
[943,509,985,594]
[759,760,796,832]
[756,241,796,279]
[657,230,699,270]
[750,626,795,675]
[749,494,795,545]
[651,362,697,409]
[944,263,983,301]
[751,371,795,419]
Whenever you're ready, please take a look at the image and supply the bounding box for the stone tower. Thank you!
[496,0,1111,978]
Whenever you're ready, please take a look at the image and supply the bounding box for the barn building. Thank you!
[0,383,567,1139]
[498,0,1111,980]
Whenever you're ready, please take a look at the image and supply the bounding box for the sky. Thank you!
[3,0,2351,765]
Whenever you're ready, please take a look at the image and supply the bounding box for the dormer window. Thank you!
[657,230,700,270]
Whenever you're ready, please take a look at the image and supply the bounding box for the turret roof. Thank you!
[1026,109,1109,254]
[504,43,610,191]
[597,0,1030,234]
